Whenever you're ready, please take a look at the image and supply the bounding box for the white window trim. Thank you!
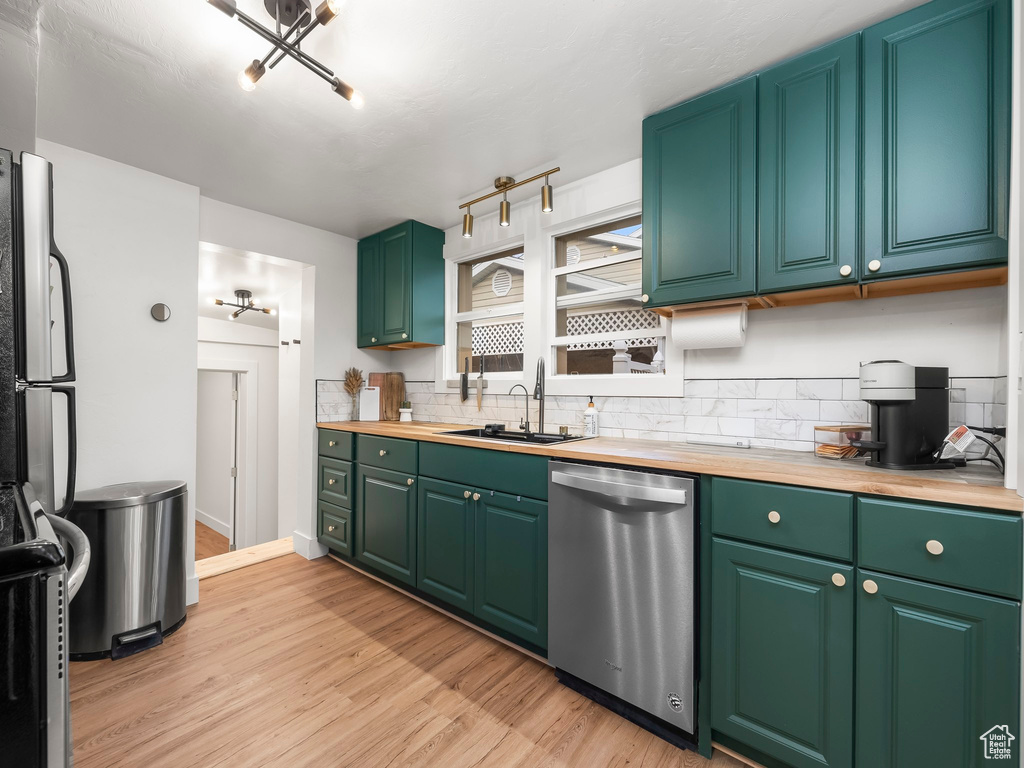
[435,200,684,398]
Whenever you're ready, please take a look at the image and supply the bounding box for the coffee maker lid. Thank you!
[859,360,915,401]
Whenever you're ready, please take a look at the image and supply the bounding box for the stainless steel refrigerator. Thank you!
[0,148,91,767]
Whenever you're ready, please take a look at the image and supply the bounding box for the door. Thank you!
[474,491,547,649]
[417,478,474,612]
[357,235,381,347]
[856,571,1020,768]
[712,538,854,768]
[863,0,1010,280]
[356,464,416,586]
[642,77,757,307]
[379,222,413,344]
[195,370,237,557]
[759,35,860,293]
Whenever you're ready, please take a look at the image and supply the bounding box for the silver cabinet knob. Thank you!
[407,478,414,486]
[868,259,881,272]
[402,332,408,339]
[371,337,377,343]
[768,510,781,524]
[863,579,878,594]
[473,493,481,501]
[832,573,847,587]
[379,449,387,457]
[641,293,650,303]
[327,478,335,485]
[926,539,944,556]
[328,440,336,447]
[327,525,336,533]
[463,490,471,499]
[839,264,852,277]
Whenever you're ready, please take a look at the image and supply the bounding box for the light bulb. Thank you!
[238,69,257,92]
[228,313,237,321]
[350,90,365,110]
[270,309,278,316]
[250,297,260,305]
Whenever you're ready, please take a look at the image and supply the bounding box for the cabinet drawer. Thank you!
[318,429,353,461]
[713,478,853,561]
[318,457,353,509]
[318,501,352,557]
[357,435,418,474]
[419,443,548,501]
[858,498,1022,599]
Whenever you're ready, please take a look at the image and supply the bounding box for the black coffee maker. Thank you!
[851,361,960,470]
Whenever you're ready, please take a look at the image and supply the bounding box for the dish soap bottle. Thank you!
[583,395,599,437]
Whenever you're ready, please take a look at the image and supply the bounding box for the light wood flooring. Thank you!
[194,521,229,560]
[70,554,745,768]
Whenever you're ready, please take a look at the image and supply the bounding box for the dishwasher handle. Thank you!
[551,470,688,506]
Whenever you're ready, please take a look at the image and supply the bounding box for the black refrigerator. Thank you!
[0,148,91,767]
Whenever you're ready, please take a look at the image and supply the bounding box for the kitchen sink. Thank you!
[441,427,593,445]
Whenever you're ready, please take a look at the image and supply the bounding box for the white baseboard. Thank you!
[186,574,200,606]
[195,508,231,538]
[292,530,327,560]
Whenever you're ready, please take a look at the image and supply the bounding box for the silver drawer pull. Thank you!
[379,449,387,457]
[327,478,335,485]
[327,525,336,533]
[407,478,414,486]
[768,510,781,524]
[926,539,944,556]
[328,440,336,447]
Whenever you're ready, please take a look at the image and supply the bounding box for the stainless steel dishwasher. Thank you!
[548,460,698,744]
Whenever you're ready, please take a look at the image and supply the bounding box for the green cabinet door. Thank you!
[474,491,548,649]
[863,0,1009,280]
[355,465,417,586]
[712,538,854,768]
[417,478,474,612]
[642,77,757,307]
[856,571,1020,768]
[379,222,413,344]
[758,35,860,293]
[357,235,381,347]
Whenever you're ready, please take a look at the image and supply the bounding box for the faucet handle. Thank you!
[519,418,527,431]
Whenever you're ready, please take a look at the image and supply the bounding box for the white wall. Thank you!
[198,198,389,558]
[398,158,1009,386]
[195,370,234,538]
[0,19,38,156]
[198,316,279,544]
[39,139,201,601]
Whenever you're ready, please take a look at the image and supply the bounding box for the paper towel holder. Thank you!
[669,301,748,350]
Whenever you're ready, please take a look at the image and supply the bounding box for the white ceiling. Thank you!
[31,0,925,240]
[198,243,303,329]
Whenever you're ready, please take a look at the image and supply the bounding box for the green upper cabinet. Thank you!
[642,77,757,307]
[474,491,548,650]
[863,0,1009,280]
[758,35,860,293]
[712,538,854,768]
[356,237,380,347]
[355,464,417,586]
[856,571,1020,768]
[357,220,446,349]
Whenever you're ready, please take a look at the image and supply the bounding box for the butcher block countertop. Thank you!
[317,420,1022,513]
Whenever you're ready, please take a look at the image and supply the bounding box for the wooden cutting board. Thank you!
[382,372,406,421]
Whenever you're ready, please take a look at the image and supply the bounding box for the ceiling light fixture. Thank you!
[207,0,363,106]
[214,289,277,320]
[457,168,559,238]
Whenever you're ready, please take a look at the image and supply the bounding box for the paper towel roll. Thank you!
[670,305,747,350]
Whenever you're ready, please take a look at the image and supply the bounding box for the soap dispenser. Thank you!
[583,395,599,438]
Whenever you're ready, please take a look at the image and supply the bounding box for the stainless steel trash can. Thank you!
[67,481,187,660]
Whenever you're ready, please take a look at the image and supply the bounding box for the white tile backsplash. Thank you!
[316,376,1005,454]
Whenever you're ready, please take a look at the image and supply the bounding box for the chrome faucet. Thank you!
[533,357,545,434]
[509,384,531,433]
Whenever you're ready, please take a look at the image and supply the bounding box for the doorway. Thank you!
[195,370,239,559]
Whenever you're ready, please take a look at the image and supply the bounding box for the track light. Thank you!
[499,193,511,228]
[462,208,474,238]
[541,176,553,213]
[238,60,265,91]
[332,78,365,109]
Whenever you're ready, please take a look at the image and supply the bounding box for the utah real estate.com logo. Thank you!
[980,725,1015,760]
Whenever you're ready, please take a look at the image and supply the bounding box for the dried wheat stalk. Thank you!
[343,367,364,397]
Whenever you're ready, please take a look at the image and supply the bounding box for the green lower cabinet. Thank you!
[712,538,854,768]
[355,465,417,586]
[417,478,474,612]
[474,492,548,650]
[856,570,1020,768]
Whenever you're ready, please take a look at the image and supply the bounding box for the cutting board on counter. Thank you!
[368,372,406,421]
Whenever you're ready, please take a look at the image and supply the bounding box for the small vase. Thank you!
[399,408,413,422]
[350,393,359,421]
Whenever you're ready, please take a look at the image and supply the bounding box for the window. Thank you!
[551,216,666,375]
[453,247,525,374]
